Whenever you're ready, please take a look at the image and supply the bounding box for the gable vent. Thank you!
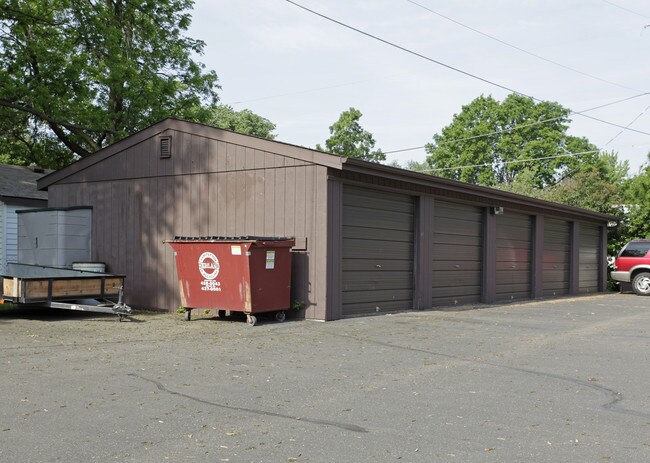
[160,135,172,158]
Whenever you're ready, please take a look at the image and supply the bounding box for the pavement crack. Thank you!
[128,373,368,433]
[308,327,650,420]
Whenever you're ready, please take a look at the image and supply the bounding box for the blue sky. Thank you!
[188,0,650,174]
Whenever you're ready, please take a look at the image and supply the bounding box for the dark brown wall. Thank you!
[48,129,330,319]
[327,172,610,316]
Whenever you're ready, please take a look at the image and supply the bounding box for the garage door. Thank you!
[579,223,601,293]
[342,186,414,316]
[432,201,483,306]
[496,212,532,301]
[543,218,570,296]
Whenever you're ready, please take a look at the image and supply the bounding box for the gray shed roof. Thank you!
[0,164,50,203]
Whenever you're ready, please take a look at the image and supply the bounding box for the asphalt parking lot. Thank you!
[1,293,649,462]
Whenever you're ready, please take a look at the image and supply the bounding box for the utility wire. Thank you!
[601,0,650,19]
[604,105,650,147]
[407,0,644,93]
[382,92,649,154]
[412,150,599,174]
[284,0,650,137]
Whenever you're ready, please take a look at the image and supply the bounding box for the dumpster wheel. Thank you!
[246,314,257,327]
[275,311,286,322]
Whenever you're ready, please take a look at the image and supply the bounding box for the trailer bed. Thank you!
[2,263,131,319]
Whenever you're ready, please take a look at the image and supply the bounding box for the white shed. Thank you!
[0,165,49,274]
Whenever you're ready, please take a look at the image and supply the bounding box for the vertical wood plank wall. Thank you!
[48,130,330,319]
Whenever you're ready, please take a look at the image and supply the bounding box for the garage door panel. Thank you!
[432,201,483,306]
[433,260,482,271]
[344,187,414,211]
[435,201,483,219]
[342,289,413,305]
[342,271,413,292]
[496,284,530,298]
[434,217,483,237]
[343,207,414,232]
[542,218,570,296]
[433,243,482,261]
[342,225,413,242]
[496,213,532,301]
[544,272,569,283]
[543,262,569,272]
[343,238,413,260]
[342,186,414,316]
[342,259,413,272]
[579,223,601,293]
[433,233,482,247]
[544,250,569,263]
[496,261,531,271]
[496,270,531,285]
[433,270,482,287]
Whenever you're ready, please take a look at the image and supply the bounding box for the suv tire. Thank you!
[632,272,650,296]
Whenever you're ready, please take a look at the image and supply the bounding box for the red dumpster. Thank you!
[166,237,294,326]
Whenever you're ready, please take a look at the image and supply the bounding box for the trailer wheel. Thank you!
[218,310,226,318]
[275,311,286,322]
[246,314,257,327]
[184,309,191,321]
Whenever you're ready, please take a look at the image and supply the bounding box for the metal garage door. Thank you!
[432,201,483,306]
[496,212,532,301]
[342,186,414,316]
[543,218,570,296]
[579,223,601,293]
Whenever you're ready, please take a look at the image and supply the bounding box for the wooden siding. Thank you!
[495,212,532,301]
[543,218,570,296]
[341,186,414,316]
[431,200,483,306]
[47,131,329,319]
[579,222,601,293]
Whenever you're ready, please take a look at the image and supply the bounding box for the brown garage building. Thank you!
[38,118,614,320]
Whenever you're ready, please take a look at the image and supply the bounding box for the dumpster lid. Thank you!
[165,236,294,243]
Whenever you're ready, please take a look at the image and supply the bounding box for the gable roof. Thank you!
[37,117,617,223]
[0,164,50,203]
[38,118,344,190]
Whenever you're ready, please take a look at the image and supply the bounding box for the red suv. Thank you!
[611,239,650,295]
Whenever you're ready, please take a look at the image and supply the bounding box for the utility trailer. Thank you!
[2,263,132,320]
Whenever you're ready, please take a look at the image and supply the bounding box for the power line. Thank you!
[406,0,644,93]
[601,0,650,19]
[284,0,650,137]
[412,150,599,174]
[382,92,649,154]
[604,105,650,147]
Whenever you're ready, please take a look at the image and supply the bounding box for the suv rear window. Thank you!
[620,241,650,257]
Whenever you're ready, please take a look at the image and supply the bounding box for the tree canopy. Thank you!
[0,0,219,164]
[625,154,650,240]
[207,104,276,140]
[425,94,599,187]
[317,107,385,162]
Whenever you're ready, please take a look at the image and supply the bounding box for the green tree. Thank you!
[425,94,599,187]
[625,154,650,240]
[0,0,219,163]
[0,110,75,168]
[207,104,276,140]
[317,107,385,162]
[498,151,628,214]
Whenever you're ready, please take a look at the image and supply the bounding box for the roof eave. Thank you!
[341,158,619,223]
